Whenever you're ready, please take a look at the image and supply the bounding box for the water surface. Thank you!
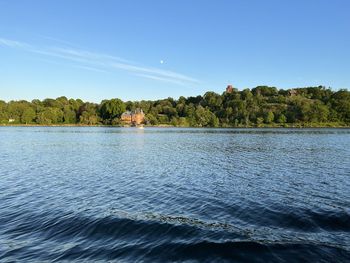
[1,127,349,262]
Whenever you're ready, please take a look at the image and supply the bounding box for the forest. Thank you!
[1,86,349,127]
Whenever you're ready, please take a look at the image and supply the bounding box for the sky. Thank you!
[0,0,349,102]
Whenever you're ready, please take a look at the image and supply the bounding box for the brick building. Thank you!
[121,109,145,125]
[226,85,234,93]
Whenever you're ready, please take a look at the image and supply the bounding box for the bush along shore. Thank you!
[1,86,349,128]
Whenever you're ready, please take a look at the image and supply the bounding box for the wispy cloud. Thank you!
[52,47,134,64]
[73,65,109,73]
[0,38,30,48]
[135,74,189,86]
[0,37,199,86]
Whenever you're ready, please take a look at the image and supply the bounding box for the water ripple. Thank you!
[1,127,350,262]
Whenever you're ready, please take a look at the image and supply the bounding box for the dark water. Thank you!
[0,127,349,262]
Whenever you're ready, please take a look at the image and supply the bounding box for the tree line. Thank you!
[1,86,349,127]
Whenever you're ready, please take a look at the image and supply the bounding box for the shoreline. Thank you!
[1,124,349,128]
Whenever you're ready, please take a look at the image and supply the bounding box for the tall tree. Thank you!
[99,99,126,122]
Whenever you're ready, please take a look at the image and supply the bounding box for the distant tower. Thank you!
[226,85,234,93]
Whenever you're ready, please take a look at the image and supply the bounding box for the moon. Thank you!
[160,60,164,64]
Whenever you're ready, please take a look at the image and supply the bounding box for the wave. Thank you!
[1,209,350,262]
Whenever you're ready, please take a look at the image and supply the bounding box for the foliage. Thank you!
[100,98,126,123]
[0,86,349,127]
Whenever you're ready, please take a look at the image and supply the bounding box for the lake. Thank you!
[0,127,349,262]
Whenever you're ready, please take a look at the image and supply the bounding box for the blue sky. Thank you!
[0,0,349,102]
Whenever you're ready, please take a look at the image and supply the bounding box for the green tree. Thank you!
[277,114,287,124]
[264,111,275,124]
[21,107,36,124]
[100,98,126,122]
[1,86,349,127]
[78,103,100,125]
[79,111,99,125]
[63,105,77,124]
[195,106,218,127]
[331,90,350,122]
[308,101,329,122]
[145,113,158,125]
[202,92,222,112]
[36,108,63,124]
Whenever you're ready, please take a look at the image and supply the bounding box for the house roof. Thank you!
[121,109,144,116]
[121,111,132,116]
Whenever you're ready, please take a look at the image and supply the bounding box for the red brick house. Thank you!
[121,109,145,125]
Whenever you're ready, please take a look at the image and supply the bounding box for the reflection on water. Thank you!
[0,127,349,262]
